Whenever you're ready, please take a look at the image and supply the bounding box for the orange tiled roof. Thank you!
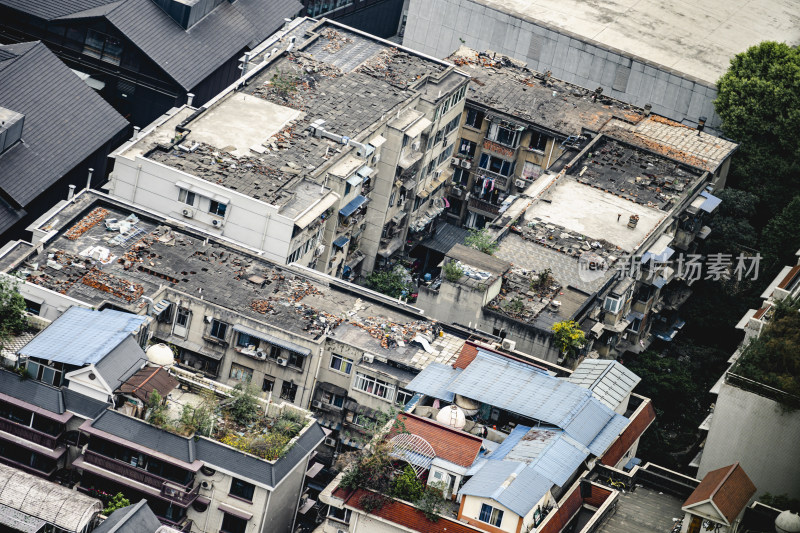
[453,342,479,369]
[683,463,756,524]
[389,413,483,468]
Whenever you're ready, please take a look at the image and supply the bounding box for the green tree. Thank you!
[443,260,464,282]
[415,482,448,522]
[714,42,800,222]
[146,390,168,427]
[366,270,411,299]
[761,195,800,270]
[391,465,424,501]
[551,320,585,359]
[705,189,759,254]
[227,383,260,425]
[103,492,130,515]
[464,228,498,255]
[0,275,28,349]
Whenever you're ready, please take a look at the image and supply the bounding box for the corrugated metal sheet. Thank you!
[19,308,146,366]
[448,351,592,427]
[487,424,532,461]
[562,397,615,448]
[459,461,551,517]
[404,363,462,402]
[504,427,560,464]
[587,414,629,456]
[568,359,640,411]
[528,435,588,487]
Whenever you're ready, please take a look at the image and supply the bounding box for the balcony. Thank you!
[467,196,501,218]
[160,517,193,532]
[83,450,199,506]
[0,417,62,449]
[482,139,518,158]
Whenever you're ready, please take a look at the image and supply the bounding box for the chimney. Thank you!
[186,92,195,106]
[86,168,94,191]
[68,184,76,200]
[644,103,652,116]
[697,116,707,136]
[131,126,140,142]
[240,53,251,78]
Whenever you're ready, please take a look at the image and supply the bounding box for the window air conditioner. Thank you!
[182,208,194,218]
[276,357,288,366]
[324,437,337,447]
[515,179,526,188]
[312,400,323,409]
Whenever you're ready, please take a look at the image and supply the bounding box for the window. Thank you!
[330,354,353,375]
[396,388,413,406]
[444,116,460,135]
[479,503,504,527]
[479,154,514,176]
[529,131,548,152]
[280,381,298,402]
[345,181,352,196]
[413,196,422,212]
[352,413,375,429]
[458,139,477,158]
[465,108,484,129]
[210,319,228,340]
[236,332,256,348]
[434,129,444,146]
[522,161,542,180]
[452,167,469,185]
[83,29,122,65]
[287,352,304,370]
[262,376,274,393]
[328,507,352,523]
[488,121,521,148]
[353,372,395,400]
[229,477,255,501]
[209,200,227,217]
[437,145,454,165]
[178,189,195,206]
[220,512,247,533]
[389,190,396,208]
[229,363,253,382]
[322,391,345,408]
[24,299,41,315]
[604,296,622,314]
[176,308,189,327]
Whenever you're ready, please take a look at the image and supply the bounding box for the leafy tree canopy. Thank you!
[464,228,498,255]
[715,42,800,220]
[366,270,411,299]
[0,276,28,344]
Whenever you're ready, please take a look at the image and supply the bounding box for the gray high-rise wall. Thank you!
[403,0,722,132]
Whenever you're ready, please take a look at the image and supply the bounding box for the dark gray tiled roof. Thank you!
[0,369,64,414]
[94,335,147,392]
[0,0,119,20]
[92,499,162,533]
[420,223,470,254]
[62,388,109,419]
[91,410,196,463]
[0,42,128,208]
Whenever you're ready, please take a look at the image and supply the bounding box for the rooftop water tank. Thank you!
[436,404,466,430]
[776,510,800,533]
[146,343,174,366]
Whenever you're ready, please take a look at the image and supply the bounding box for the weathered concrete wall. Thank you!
[403,0,721,131]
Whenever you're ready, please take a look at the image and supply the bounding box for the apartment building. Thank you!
[318,346,656,533]
[0,190,478,460]
[402,0,800,134]
[107,17,469,280]
[697,251,800,499]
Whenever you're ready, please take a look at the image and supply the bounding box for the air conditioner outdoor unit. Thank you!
[452,186,463,196]
[182,208,194,218]
[276,357,288,366]
[211,218,223,227]
[461,160,471,169]
[515,179,526,188]
[256,350,267,360]
[362,354,374,363]
[411,140,420,151]
[434,170,442,179]
[501,339,516,351]
[200,480,213,489]
[312,400,323,409]
[451,157,459,166]
[324,437,337,447]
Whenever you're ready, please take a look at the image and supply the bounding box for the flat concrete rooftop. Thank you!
[595,485,685,533]
[4,195,445,354]
[472,0,800,84]
[525,178,664,253]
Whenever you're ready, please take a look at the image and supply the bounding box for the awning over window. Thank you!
[333,236,349,248]
[218,503,252,521]
[357,166,374,179]
[699,191,722,213]
[339,195,368,217]
[232,324,311,356]
[346,174,362,186]
[295,192,339,229]
[404,117,432,139]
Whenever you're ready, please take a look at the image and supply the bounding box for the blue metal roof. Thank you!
[487,425,531,461]
[529,435,589,487]
[333,235,349,248]
[562,397,616,448]
[699,191,722,213]
[448,350,592,427]
[18,307,146,366]
[404,363,462,402]
[339,195,368,217]
[460,462,552,517]
[588,414,629,456]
